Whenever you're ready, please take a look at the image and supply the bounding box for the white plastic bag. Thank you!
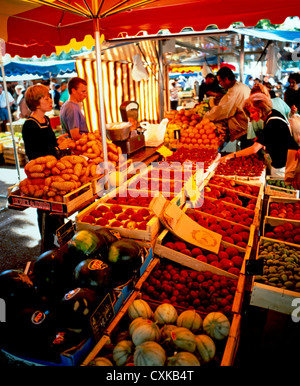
[141,118,169,147]
[132,54,149,81]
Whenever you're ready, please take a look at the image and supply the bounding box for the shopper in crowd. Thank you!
[53,84,61,112]
[203,67,251,148]
[247,83,293,140]
[198,73,224,102]
[60,77,89,140]
[169,81,179,111]
[284,73,300,113]
[17,89,31,120]
[59,81,69,107]
[219,93,299,177]
[22,84,65,251]
[0,84,15,131]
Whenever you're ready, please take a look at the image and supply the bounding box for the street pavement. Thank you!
[0,165,41,273]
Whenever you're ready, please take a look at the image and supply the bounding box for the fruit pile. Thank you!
[164,106,227,150]
[179,118,226,150]
[195,197,255,227]
[266,178,296,192]
[161,233,243,275]
[105,191,153,207]
[209,176,260,197]
[187,209,250,248]
[255,239,300,292]
[204,185,257,210]
[80,203,154,231]
[166,147,218,173]
[128,177,184,196]
[268,201,300,220]
[58,131,123,168]
[88,297,231,366]
[264,222,300,244]
[215,154,265,178]
[141,260,238,314]
[20,154,101,201]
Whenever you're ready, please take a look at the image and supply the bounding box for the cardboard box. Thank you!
[250,237,300,314]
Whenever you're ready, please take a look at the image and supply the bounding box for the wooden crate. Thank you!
[154,228,247,279]
[250,236,300,315]
[81,285,242,367]
[265,176,299,198]
[266,196,300,219]
[76,201,161,242]
[3,146,27,166]
[263,216,300,244]
[184,207,256,249]
[8,182,94,215]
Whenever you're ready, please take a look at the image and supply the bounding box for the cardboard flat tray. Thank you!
[250,236,300,314]
[76,202,160,242]
[8,183,94,215]
[154,228,250,279]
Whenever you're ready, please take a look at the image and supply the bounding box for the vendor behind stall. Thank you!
[203,67,251,148]
[60,77,89,140]
[22,84,65,252]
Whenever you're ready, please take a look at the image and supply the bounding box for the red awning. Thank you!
[0,0,299,57]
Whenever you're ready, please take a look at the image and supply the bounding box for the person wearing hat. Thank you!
[0,84,15,131]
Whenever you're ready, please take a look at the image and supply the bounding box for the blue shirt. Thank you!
[60,101,88,136]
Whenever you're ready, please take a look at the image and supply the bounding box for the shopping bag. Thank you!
[285,149,300,189]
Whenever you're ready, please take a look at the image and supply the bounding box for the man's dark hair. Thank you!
[68,77,87,94]
[288,73,300,84]
[217,67,235,81]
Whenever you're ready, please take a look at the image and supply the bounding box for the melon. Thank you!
[195,334,216,363]
[133,341,166,366]
[132,320,161,346]
[160,324,178,341]
[128,299,153,320]
[203,312,231,340]
[154,303,178,325]
[88,357,113,366]
[113,340,134,366]
[129,317,151,337]
[170,327,196,352]
[167,351,201,366]
[176,309,202,332]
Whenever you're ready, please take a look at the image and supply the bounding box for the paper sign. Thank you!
[150,196,221,254]
[156,145,173,158]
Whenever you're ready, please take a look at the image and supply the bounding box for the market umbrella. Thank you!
[0,0,298,181]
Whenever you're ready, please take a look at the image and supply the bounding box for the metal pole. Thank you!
[0,40,21,182]
[239,34,245,83]
[158,41,164,121]
[93,18,109,188]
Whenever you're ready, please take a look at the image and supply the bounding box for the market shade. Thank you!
[3,59,76,78]
[0,0,299,58]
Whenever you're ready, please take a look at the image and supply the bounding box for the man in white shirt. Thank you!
[203,67,251,147]
[0,84,15,132]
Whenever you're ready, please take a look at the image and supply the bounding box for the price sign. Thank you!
[90,293,115,342]
[56,220,75,246]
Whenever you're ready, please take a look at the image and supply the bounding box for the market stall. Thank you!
[0,0,299,370]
